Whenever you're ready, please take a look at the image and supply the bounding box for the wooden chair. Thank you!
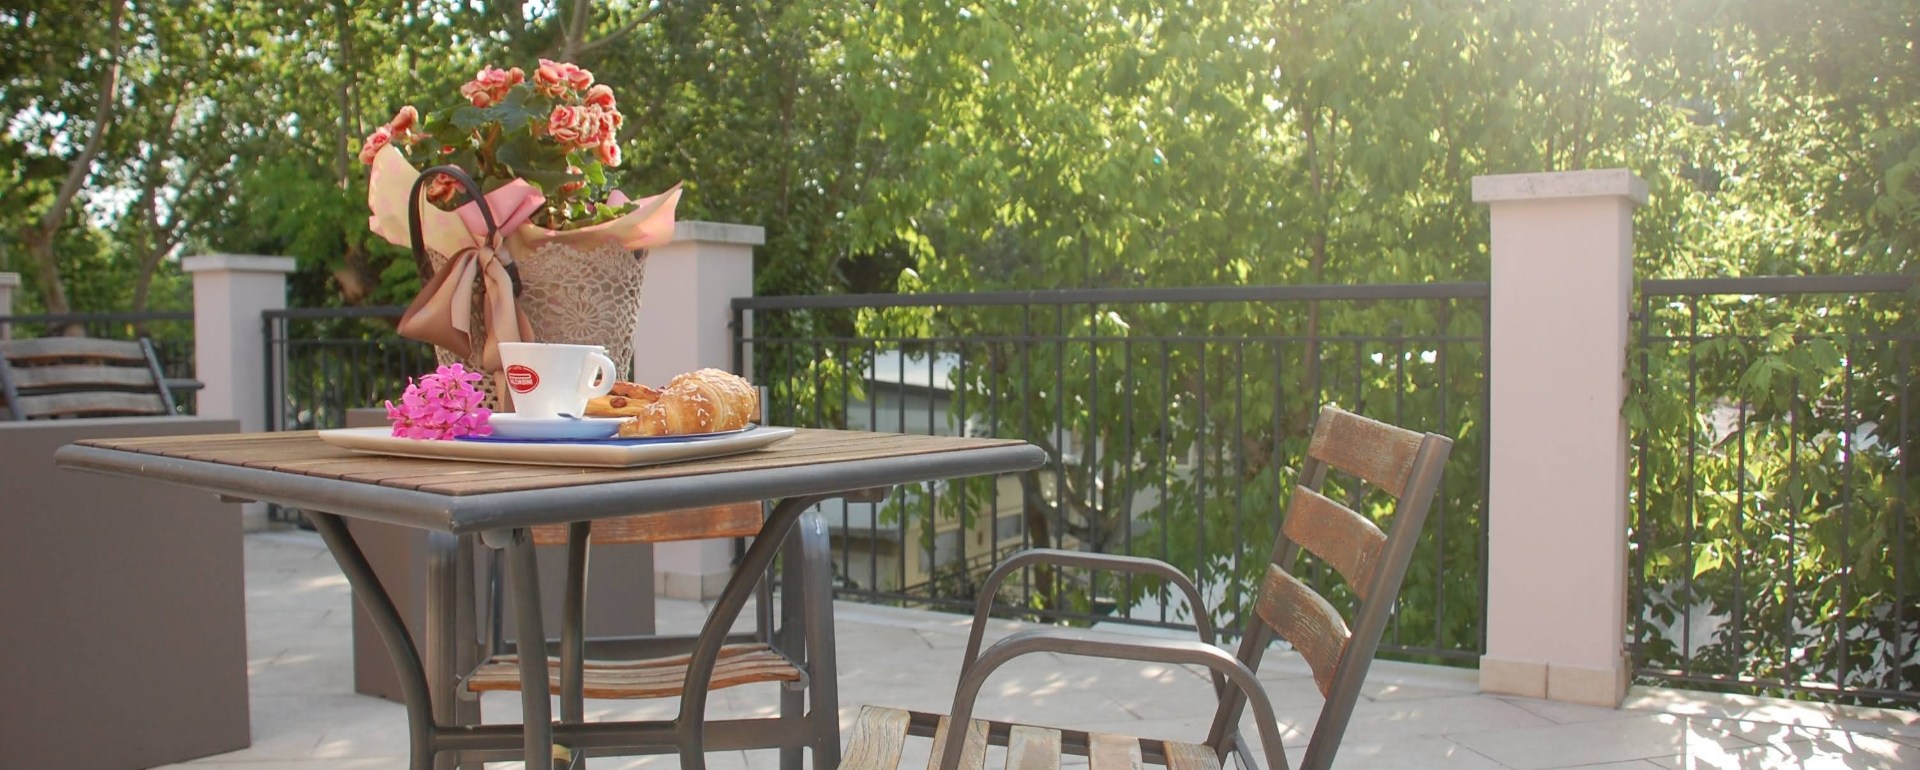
[0,337,180,420]
[841,405,1453,770]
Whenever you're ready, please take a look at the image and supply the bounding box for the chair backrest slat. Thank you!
[12,390,169,419]
[0,337,149,363]
[7,363,159,391]
[1304,406,1426,496]
[0,337,177,420]
[1253,563,1352,697]
[1280,487,1388,602]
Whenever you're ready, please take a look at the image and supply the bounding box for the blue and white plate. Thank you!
[482,413,627,440]
[462,423,757,445]
[316,425,795,468]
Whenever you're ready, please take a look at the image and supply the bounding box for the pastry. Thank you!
[617,368,759,437]
[584,381,662,417]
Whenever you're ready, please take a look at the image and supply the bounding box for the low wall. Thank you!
[0,416,249,768]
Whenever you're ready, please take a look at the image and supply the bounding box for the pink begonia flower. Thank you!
[387,105,418,133]
[548,105,587,145]
[596,141,621,168]
[534,59,574,97]
[384,363,493,440]
[559,165,586,195]
[584,84,615,110]
[359,126,393,165]
[461,67,520,107]
[424,174,462,205]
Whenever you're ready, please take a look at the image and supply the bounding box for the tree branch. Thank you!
[37,0,128,237]
[559,0,592,59]
[575,5,666,56]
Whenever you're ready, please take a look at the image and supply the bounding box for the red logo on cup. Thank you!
[505,365,539,394]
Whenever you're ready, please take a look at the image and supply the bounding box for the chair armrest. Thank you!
[964,549,1216,670]
[935,627,1289,770]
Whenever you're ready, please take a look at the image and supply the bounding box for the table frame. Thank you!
[56,432,1045,770]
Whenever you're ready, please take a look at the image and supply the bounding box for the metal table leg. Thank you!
[307,511,437,770]
[505,528,557,768]
[675,494,830,770]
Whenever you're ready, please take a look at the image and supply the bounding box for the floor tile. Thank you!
[1452,713,1760,769]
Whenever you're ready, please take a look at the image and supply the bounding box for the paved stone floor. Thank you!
[161,532,1919,769]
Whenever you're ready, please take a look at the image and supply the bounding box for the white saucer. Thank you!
[485,413,626,440]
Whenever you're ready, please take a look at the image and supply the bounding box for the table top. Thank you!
[54,428,1046,534]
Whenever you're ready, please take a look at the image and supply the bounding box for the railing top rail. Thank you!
[263,305,408,321]
[0,310,193,324]
[1641,274,1915,297]
[732,282,1492,312]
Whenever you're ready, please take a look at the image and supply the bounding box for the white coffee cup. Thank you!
[497,342,618,418]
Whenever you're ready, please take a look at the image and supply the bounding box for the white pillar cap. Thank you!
[670,221,766,246]
[1472,169,1648,206]
[0,272,19,288]
[182,254,299,274]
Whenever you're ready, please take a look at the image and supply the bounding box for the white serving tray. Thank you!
[316,425,796,468]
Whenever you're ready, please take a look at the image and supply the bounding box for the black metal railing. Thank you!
[1630,273,1919,708]
[0,310,198,413]
[735,283,1492,664]
[261,306,432,526]
[263,306,432,431]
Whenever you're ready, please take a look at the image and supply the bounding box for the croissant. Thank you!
[617,368,759,437]
[585,381,662,417]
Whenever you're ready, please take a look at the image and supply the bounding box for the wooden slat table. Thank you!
[57,428,1046,770]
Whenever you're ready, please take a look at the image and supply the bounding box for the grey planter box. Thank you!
[0,416,249,769]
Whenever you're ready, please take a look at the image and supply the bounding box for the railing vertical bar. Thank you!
[1895,336,1913,693]
[1196,337,1209,609]
[1391,331,1406,647]
[1122,334,1135,618]
[1086,303,1102,605]
[1231,340,1246,621]
[1053,303,1067,611]
[1477,297,1492,655]
[1838,337,1855,689]
[1632,290,1653,673]
[1020,305,1034,604]
[1683,295,1699,677]
[1160,338,1172,626]
[1785,373,1800,688]
[1434,300,1450,652]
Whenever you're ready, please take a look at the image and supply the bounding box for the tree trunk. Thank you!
[20,0,127,330]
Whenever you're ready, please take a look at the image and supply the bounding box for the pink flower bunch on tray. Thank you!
[385,363,494,440]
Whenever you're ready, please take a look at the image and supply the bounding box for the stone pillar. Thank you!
[184,255,297,432]
[185,255,297,530]
[1474,169,1646,707]
[632,221,764,599]
[0,272,18,339]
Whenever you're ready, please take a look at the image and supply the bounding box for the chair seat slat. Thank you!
[1281,487,1387,601]
[1161,742,1222,770]
[844,706,913,770]
[1255,564,1352,698]
[465,643,801,699]
[1007,725,1062,770]
[1089,734,1143,770]
[926,715,988,770]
